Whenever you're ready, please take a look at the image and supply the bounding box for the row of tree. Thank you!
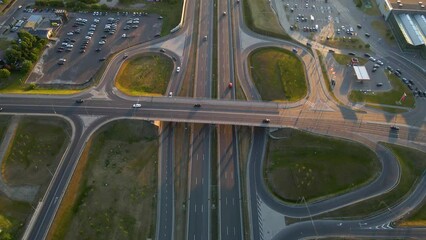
[0,30,47,79]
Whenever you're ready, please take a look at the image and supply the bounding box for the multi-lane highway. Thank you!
[186,0,214,238]
[2,0,426,239]
[217,0,244,239]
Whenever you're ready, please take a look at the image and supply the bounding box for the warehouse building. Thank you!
[376,0,426,58]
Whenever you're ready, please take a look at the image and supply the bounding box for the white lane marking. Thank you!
[195,204,197,213]
[226,197,228,205]
[202,204,204,213]
[233,198,235,206]
[196,177,198,185]
[227,226,229,235]
[202,178,204,184]
[203,154,205,160]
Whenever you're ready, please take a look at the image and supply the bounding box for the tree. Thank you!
[0,69,11,79]
[21,60,33,73]
[4,48,22,68]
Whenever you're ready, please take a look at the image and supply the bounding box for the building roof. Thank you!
[413,14,426,36]
[388,0,426,10]
[353,66,370,80]
[29,28,53,38]
[395,13,425,46]
[27,15,43,23]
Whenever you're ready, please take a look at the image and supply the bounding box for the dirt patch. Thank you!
[48,120,158,240]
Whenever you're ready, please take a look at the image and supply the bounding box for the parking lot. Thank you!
[283,0,361,41]
[27,11,162,84]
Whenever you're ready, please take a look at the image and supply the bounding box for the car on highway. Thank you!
[223,11,227,15]
[168,91,173,97]
[0,107,3,111]
[132,103,142,108]
[203,35,208,41]
[75,99,84,103]
[263,119,270,123]
[228,82,233,88]
[176,66,181,72]
[160,48,165,53]
[194,103,201,108]
[292,48,298,53]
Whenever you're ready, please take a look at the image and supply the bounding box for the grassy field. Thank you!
[332,53,368,66]
[48,120,158,240]
[242,0,290,40]
[371,20,396,45]
[0,116,70,239]
[3,116,71,186]
[317,143,426,220]
[249,47,307,101]
[115,53,173,96]
[320,37,370,50]
[139,0,183,36]
[265,128,380,202]
[349,71,415,111]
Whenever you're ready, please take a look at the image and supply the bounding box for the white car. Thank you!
[369,57,376,62]
[132,103,142,108]
[94,18,100,23]
[67,32,74,36]
[176,66,181,72]
[99,40,106,45]
[85,36,92,39]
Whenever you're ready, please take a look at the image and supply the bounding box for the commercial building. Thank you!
[376,0,426,58]
[24,15,43,30]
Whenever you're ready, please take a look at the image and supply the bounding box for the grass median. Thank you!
[1,116,70,239]
[115,53,173,96]
[265,128,380,203]
[316,143,426,221]
[248,47,307,101]
[48,120,158,240]
[349,71,415,112]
